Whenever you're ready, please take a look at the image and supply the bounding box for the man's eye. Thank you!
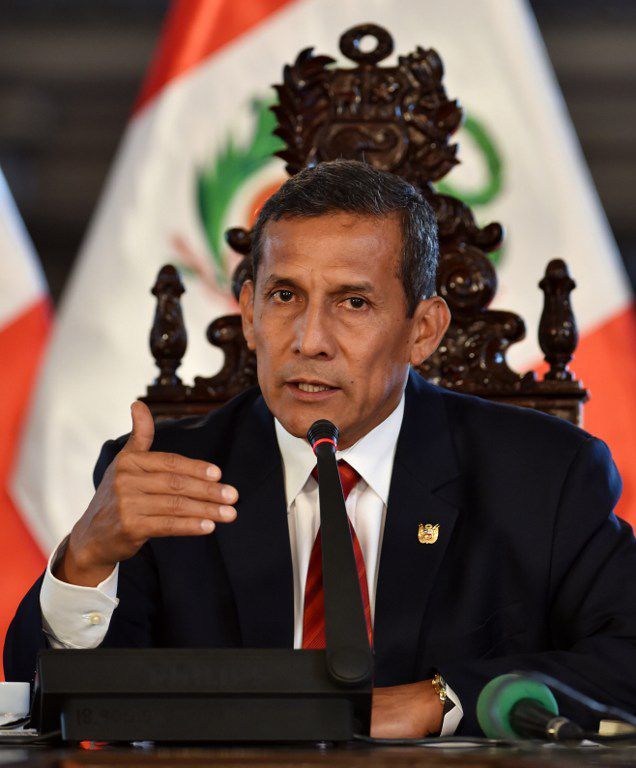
[272,289,294,303]
[345,297,367,310]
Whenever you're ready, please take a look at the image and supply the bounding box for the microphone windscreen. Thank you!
[307,420,339,450]
[476,673,559,739]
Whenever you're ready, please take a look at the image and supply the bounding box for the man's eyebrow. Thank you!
[261,275,376,295]
[335,282,375,295]
[261,274,301,291]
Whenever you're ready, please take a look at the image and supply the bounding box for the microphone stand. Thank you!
[309,419,373,687]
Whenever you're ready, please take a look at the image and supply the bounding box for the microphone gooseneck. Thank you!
[306,420,373,688]
[477,673,584,742]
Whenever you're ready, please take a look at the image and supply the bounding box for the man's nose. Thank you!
[292,303,336,358]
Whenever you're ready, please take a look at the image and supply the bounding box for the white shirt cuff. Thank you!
[440,683,463,736]
[40,538,120,649]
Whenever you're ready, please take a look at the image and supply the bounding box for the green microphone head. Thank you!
[477,673,559,739]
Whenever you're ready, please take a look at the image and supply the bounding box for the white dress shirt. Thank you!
[40,395,462,734]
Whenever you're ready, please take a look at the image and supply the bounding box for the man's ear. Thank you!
[409,296,451,367]
[239,279,256,351]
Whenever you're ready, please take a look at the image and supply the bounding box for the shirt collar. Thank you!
[274,394,405,509]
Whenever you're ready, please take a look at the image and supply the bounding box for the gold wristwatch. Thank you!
[431,673,448,704]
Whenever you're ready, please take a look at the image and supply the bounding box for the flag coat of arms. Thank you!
[11,0,636,560]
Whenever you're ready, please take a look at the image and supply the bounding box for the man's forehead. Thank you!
[259,212,402,278]
[263,211,401,240]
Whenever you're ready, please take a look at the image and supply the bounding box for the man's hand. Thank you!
[371,679,444,738]
[55,401,239,587]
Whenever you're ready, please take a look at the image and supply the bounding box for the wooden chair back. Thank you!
[143,24,587,425]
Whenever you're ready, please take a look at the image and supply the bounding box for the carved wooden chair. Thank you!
[142,23,587,425]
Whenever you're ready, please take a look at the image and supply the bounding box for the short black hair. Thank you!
[250,159,438,316]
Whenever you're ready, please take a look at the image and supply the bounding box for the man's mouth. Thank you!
[297,382,331,393]
[285,379,340,398]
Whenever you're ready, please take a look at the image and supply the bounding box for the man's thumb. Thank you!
[124,401,155,452]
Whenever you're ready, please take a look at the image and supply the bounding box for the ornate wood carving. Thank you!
[225,227,253,300]
[417,244,530,392]
[539,259,578,381]
[147,265,188,393]
[143,271,257,418]
[143,24,588,425]
[192,316,257,400]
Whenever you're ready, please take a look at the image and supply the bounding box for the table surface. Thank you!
[3,743,636,768]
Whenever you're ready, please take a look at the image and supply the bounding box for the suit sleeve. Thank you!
[2,435,159,681]
[437,436,636,736]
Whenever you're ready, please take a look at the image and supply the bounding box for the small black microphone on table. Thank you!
[477,673,584,743]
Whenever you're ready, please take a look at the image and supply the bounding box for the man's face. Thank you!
[239,212,449,448]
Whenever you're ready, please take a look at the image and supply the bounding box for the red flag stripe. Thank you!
[534,303,636,529]
[135,0,297,114]
[571,305,636,528]
[1,298,50,678]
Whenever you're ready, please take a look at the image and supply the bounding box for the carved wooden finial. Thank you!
[149,265,187,386]
[539,259,578,381]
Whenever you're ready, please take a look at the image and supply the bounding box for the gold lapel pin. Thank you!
[418,523,440,544]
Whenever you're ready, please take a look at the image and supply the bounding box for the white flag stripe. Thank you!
[485,0,629,366]
[0,170,46,328]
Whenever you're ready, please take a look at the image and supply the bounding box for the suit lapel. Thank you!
[213,394,295,649]
[373,372,461,685]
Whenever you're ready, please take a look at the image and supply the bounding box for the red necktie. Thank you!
[302,460,373,649]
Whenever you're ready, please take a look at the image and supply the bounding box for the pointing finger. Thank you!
[131,452,224,483]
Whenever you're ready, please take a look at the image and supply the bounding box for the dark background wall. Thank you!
[1,0,634,303]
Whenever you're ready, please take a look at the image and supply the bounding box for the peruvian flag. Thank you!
[0,169,49,671]
[10,0,636,568]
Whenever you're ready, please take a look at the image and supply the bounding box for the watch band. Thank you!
[431,673,447,704]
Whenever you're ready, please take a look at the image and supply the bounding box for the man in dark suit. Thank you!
[5,160,636,737]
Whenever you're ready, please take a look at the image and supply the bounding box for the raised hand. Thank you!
[55,401,238,587]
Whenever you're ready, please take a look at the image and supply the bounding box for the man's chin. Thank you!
[275,410,340,441]
[270,395,346,441]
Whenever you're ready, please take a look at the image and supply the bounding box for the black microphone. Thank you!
[477,673,584,742]
[306,419,373,687]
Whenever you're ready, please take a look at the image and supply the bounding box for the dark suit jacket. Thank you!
[5,372,636,735]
